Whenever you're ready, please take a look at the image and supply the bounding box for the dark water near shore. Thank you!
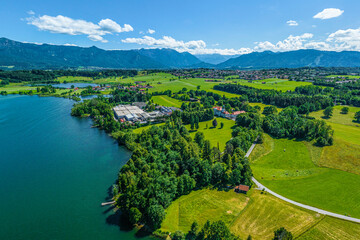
[0,95,151,240]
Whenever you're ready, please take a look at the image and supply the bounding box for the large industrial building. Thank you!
[113,105,150,122]
[113,104,180,123]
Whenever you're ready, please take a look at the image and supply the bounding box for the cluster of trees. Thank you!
[214,84,334,112]
[112,117,255,230]
[177,102,214,124]
[71,97,121,132]
[110,88,150,104]
[236,106,334,146]
[0,69,137,83]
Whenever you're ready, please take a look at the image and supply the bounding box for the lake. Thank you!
[0,95,151,240]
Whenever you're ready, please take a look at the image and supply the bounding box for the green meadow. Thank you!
[250,135,360,218]
[233,78,312,91]
[309,105,360,174]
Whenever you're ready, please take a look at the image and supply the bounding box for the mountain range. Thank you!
[2,37,360,70]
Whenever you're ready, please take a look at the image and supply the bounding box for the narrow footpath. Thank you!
[245,140,360,224]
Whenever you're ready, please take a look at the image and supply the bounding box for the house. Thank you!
[234,185,250,194]
[213,106,246,119]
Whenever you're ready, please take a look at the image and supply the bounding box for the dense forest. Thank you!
[112,116,256,231]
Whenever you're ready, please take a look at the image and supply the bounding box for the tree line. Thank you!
[214,84,334,112]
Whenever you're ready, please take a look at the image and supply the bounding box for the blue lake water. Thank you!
[0,95,150,240]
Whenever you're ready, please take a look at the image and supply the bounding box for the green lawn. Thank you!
[251,136,360,218]
[233,78,312,91]
[151,95,183,108]
[186,118,235,151]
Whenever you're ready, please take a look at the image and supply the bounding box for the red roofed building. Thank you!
[234,185,250,194]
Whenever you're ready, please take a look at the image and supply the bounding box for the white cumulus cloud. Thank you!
[121,35,253,55]
[26,14,133,43]
[327,27,360,51]
[147,29,155,34]
[313,8,344,20]
[254,33,313,51]
[287,20,298,26]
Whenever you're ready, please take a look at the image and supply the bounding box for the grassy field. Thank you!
[161,188,329,239]
[0,83,37,93]
[233,78,312,91]
[151,95,183,108]
[186,118,235,151]
[326,75,360,79]
[161,189,250,233]
[309,105,360,174]
[298,216,360,240]
[251,136,360,218]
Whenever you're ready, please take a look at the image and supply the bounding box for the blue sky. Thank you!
[1,0,359,55]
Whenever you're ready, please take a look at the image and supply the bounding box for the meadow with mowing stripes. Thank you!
[151,95,183,108]
[161,188,329,240]
[161,189,250,233]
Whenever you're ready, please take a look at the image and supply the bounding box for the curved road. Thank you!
[245,140,360,224]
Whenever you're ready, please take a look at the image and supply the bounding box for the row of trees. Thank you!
[170,221,293,240]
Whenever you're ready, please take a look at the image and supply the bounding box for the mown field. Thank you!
[298,216,360,240]
[233,78,312,91]
[151,95,183,108]
[161,188,346,240]
[250,135,360,219]
[186,118,235,151]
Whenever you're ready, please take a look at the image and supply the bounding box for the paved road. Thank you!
[245,140,360,224]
